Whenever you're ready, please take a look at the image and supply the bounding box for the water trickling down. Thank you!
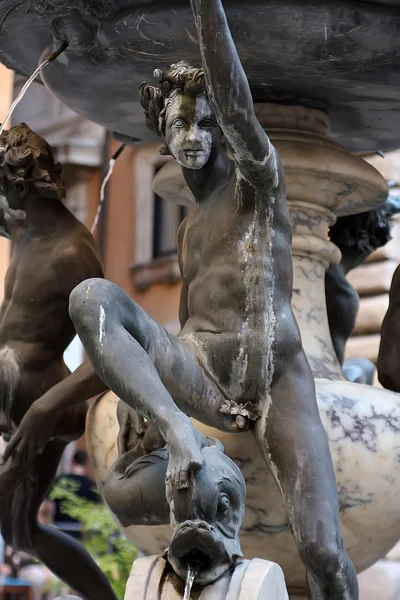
[0,42,67,137]
[91,143,126,234]
[183,564,197,600]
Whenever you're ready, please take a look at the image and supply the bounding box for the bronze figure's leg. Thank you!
[255,313,358,599]
[69,278,242,490]
[378,264,400,392]
[325,264,359,366]
[0,439,117,600]
[105,447,170,528]
[104,401,170,527]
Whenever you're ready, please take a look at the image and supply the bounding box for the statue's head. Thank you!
[0,123,65,216]
[166,439,245,586]
[329,205,393,273]
[140,61,223,170]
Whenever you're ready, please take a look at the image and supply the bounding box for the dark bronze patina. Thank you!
[0,124,116,600]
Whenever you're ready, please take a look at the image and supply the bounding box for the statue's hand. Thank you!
[166,423,207,490]
[2,402,54,467]
[117,402,146,456]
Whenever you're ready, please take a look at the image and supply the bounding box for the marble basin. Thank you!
[1,0,400,151]
[87,378,400,595]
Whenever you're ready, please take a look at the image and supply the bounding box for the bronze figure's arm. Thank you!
[30,361,106,419]
[190,0,275,178]
[3,361,108,466]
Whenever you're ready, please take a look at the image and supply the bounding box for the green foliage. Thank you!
[50,479,137,599]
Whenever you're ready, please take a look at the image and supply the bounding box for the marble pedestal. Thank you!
[88,379,400,596]
[125,556,288,600]
[86,104,400,596]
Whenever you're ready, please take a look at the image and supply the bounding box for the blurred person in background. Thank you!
[50,450,99,540]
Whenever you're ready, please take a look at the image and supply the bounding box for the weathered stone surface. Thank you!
[124,556,289,600]
[358,560,400,600]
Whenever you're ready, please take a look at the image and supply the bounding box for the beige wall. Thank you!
[104,138,182,326]
[0,64,13,301]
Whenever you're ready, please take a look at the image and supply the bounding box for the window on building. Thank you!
[131,147,188,290]
[151,163,189,259]
[153,193,188,259]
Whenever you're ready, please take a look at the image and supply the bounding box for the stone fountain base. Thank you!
[125,556,288,600]
[87,378,400,595]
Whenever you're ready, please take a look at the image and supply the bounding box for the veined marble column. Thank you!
[254,104,388,380]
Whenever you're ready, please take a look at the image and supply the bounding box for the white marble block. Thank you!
[358,560,400,600]
[124,556,289,600]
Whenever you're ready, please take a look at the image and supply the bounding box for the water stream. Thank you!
[90,143,126,234]
[183,564,198,600]
[0,42,67,136]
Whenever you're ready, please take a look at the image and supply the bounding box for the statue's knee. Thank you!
[69,278,113,328]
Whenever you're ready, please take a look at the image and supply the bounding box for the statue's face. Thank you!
[165,92,221,170]
[0,124,64,207]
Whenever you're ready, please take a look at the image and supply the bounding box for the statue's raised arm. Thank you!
[190,0,275,179]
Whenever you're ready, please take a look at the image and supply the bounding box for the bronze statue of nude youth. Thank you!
[5,1,358,597]
[0,124,117,600]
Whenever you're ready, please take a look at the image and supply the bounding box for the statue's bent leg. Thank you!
[0,439,117,600]
[325,264,359,365]
[255,316,358,599]
[69,278,235,489]
[378,264,400,392]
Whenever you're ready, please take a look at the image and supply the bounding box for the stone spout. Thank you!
[124,556,289,599]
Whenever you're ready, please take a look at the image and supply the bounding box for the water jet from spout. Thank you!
[0,42,68,136]
[91,143,127,234]
[183,564,198,600]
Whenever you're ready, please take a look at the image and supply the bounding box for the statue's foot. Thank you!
[166,422,207,490]
[117,402,146,456]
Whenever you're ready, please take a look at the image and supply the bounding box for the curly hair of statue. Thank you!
[139,61,206,156]
[329,206,393,257]
[0,123,65,200]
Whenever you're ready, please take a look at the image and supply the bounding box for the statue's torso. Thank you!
[1,230,74,356]
[178,157,292,401]
[0,216,97,426]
